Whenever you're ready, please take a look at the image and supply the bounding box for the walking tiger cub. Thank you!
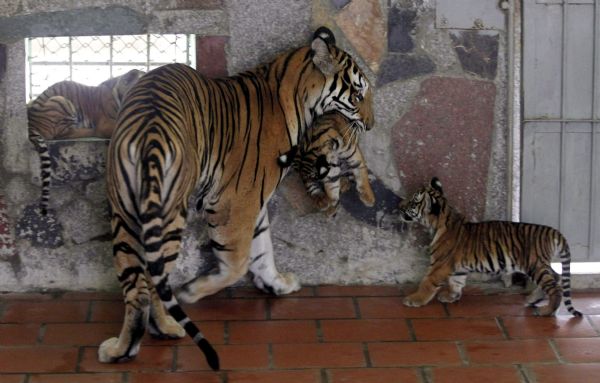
[27,69,144,215]
[102,27,373,369]
[399,177,581,317]
[296,112,375,216]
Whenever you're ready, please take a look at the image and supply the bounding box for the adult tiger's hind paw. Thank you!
[98,337,138,363]
[148,315,186,339]
[402,294,427,307]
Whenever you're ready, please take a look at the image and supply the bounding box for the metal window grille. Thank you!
[25,34,196,101]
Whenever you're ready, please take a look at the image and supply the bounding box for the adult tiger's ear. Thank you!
[311,27,336,76]
[431,177,443,194]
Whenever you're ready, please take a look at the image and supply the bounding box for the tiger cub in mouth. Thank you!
[399,177,581,317]
[295,112,375,216]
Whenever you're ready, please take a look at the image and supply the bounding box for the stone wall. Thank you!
[0,0,510,292]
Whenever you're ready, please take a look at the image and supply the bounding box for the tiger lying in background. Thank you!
[399,177,581,317]
[296,112,375,216]
[102,27,373,369]
[27,69,144,215]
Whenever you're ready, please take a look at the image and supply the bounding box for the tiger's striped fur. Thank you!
[399,177,581,317]
[101,27,373,369]
[27,69,144,215]
[296,112,375,216]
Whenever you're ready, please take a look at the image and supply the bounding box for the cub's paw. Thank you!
[402,294,426,307]
[313,193,332,211]
[359,188,375,207]
[325,205,339,218]
[525,286,546,307]
[535,304,557,317]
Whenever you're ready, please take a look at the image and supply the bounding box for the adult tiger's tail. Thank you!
[557,238,582,317]
[140,135,220,370]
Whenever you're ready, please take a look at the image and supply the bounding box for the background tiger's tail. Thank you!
[140,138,220,370]
[27,128,52,216]
[27,96,80,216]
[558,239,582,317]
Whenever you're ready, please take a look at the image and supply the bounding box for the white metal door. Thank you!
[522,0,600,261]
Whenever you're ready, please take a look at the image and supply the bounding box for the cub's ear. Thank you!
[430,197,441,216]
[277,145,298,168]
[315,155,330,179]
[430,177,443,194]
[313,26,336,45]
[311,27,336,76]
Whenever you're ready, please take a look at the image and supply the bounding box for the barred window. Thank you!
[25,34,196,101]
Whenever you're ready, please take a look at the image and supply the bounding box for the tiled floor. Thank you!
[1,286,600,383]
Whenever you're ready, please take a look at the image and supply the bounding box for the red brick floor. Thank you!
[0,287,599,383]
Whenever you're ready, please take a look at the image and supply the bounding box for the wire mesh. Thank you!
[26,34,195,100]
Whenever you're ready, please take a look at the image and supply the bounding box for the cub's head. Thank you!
[399,177,446,227]
[308,27,374,133]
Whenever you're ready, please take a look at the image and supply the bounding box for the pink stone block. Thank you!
[196,36,229,79]
[392,77,496,220]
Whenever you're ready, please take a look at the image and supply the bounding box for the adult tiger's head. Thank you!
[304,27,374,133]
[399,177,447,227]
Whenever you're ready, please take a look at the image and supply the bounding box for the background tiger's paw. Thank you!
[402,295,426,307]
[149,315,185,339]
[98,337,130,363]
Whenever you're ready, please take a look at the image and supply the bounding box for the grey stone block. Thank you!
[15,204,64,248]
[450,30,499,80]
[376,53,436,87]
[388,6,417,53]
[226,0,312,74]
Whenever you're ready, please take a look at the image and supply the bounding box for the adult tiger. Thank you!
[101,27,373,369]
[295,112,375,217]
[27,69,144,215]
[399,177,581,317]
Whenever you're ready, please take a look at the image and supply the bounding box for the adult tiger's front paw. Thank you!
[277,272,301,295]
[402,294,427,307]
[255,272,301,296]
